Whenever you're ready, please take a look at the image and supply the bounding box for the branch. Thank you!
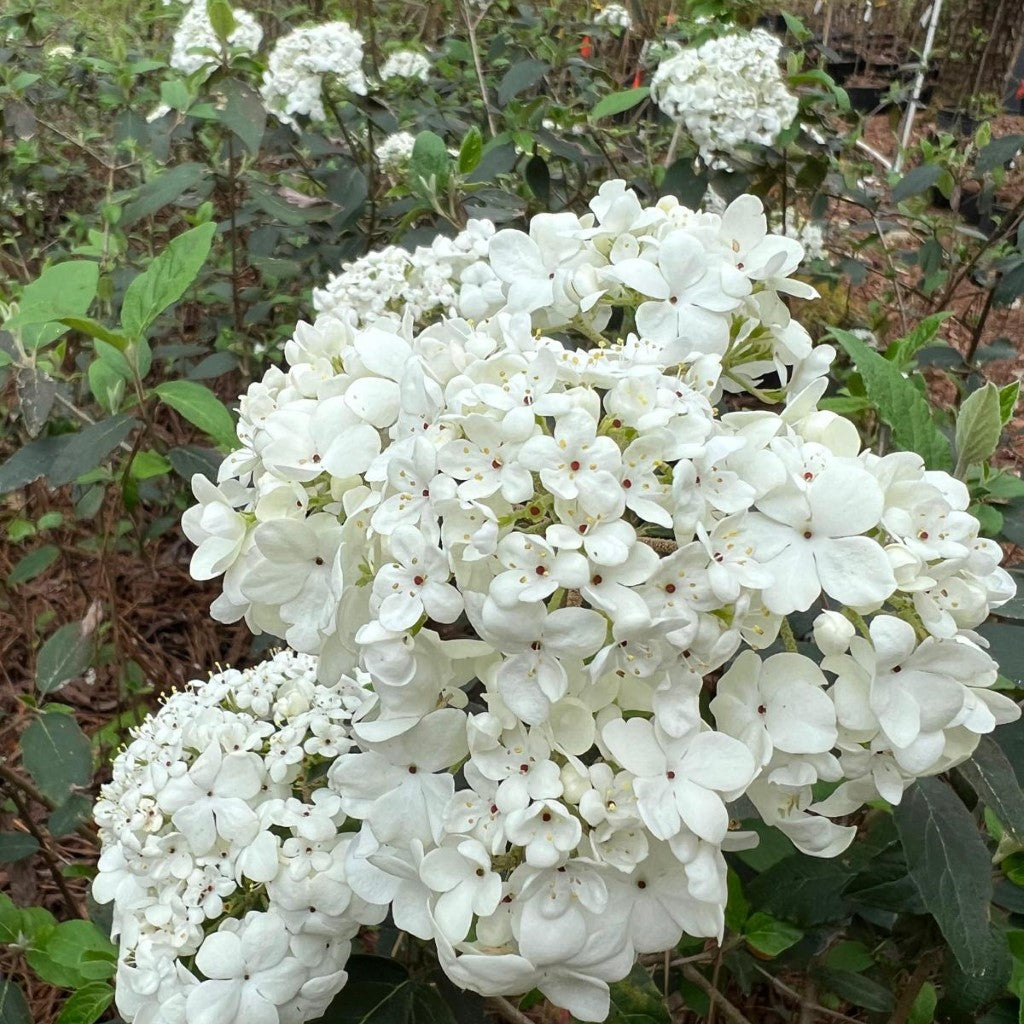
[680,965,754,1024]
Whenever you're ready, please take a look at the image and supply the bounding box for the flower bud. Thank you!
[812,610,855,655]
[560,762,590,804]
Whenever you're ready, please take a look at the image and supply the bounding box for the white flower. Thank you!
[170,1,262,77]
[371,526,463,631]
[594,3,632,30]
[379,50,430,82]
[420,839,502,941]
[375,131,417,176]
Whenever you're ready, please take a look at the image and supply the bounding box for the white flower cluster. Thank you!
[94,651,387,1024]
[704,191,827,265]
[379,49,431,83]
[651,29,799,167]
[375,130,417,177]
[261,21,367,129]
[169,0,262,76]
[114,181,1020,1023]
[311,218,500,326]
[594,3,632,30]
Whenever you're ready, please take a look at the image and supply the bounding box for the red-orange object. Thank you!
[632,68,643,88]
[1016,78,1024,101]
[580,35,593,58]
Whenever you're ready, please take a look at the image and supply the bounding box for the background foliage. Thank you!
[3,0,1024,1022]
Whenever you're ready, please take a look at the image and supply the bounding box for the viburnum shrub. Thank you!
[96,182,1020,1023]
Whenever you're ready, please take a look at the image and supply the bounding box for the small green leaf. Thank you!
[206,0,235,45]
[36,622,94,694]
[6,544,59,586]
[591,86,650,120]
[0,833,39,862]
[955,381,1002,478]
[822,940,874,973]
[907,980,937,1024]
[87,360,126,414]
[957,736,1024,846]
[892,163,943,203]
[21,712,93,804]
[129,450,172,480]
[743,911,804,957]
[606,965,671,1024]
[54,983,113,1024]
[120,163,208,229]
[5,262,99,332]
[999,380,1020,424]
[832,327,952,470]
[458,126,483,175]
[92,340,133,379]
[121,223,216,341]
[0,975,31,1024]
[154,380,236,448]
[217,78,266,155]
[408,131,451,199]
[58,317,127,348]
[48,794,94,838]
[815,968,894,1013]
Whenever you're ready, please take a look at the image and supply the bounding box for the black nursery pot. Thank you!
[827,59,858,85]
[936,107,980,137]
[847,85,892,113]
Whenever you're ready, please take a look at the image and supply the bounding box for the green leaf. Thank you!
[591,86,650,120]
[892,162,943,203]
[48,794,94,838]
[957,736,1024,846]
[206,0,235,44]
[41,921,116,974]
[497,60,549,106]
[999,380,1020,424]
[167,445,224,483]
[815,968,894,1013]
[661,158,707,208]
[54,983,113,1024]
[6,262,99,330]
[458,126,483,175]
[92,340,133,379]
[955,381,1002,477]
[894,777,996,978]
[129,450,172,480]
[885,312,951,367]
[0,833,39,862]
[408,131,451,199]
[314,955,412,1024]
[16,366,57,436]
[724,868,749,933]
[832,327,952,470]
[59,317,127,348]
[6,544,59,586]
[976,134,1024,176]
[121,223,216,340]
[20,712,93,804]
[0,975,31,1024]
[87,360,125,414]
[605,965,671,1024]
[525,154,550,202]
[217,78,266,155]
[822,940,874,973]
[36,621,94,694]
[907,981,937,1024]
[48,415,139,487]
[743,912,804,957]
[154,380,236,448]
[120,163,207,228]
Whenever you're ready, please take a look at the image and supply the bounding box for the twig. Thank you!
[751,964,864,1024]
[0,756,97,843]
[681,965,753,1024]
[664,123,683,167]
[869,210,910,336]
[458,0,498,137]
[2,782,86,920]
[887,952,939,1024]
[486,996,536,1024]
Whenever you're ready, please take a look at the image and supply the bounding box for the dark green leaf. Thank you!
[313,955,411,1024]
[48,415,138,487]
[21,712,93,804]
[525,154,550,202]
[217,78,265,155]
[885,312,951,367]
[994,262,1024,307]
[892,163,943,203]
[832,327,952,470]
[815,968,894,1013]
[822,941,874,973]
[894,777,996,977]
[591,86,650,120]
[976,135,1024,176]
[121,223,216,340]
[661,158,707,208]
[154,381,236,448]
[54,983,113,1024]
[120,163,207,228]
[0,975,31,1024]
[606,965,671,1024]
[48,795,94,838]
[957,736,1024,845]
[6,545,59,586]
[497,60,549,106]
[999,381,1020,424]
[167,445,224,483]
[36,621,94,694]
[0,833,39,862]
